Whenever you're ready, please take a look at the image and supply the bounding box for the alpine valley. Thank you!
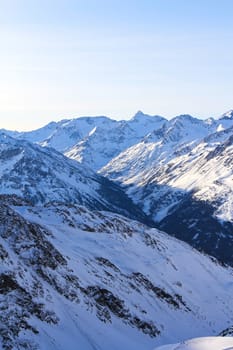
[1,109,233,350]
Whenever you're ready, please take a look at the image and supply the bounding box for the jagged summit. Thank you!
[219,109,233,120]
[131,110,166,122]
[171,114,198,122]
[133,110,146,118]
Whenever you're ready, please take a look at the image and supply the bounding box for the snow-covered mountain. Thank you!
[0,116,116,152]
[219,109,233,121]
[100,113,233,265]
[1,111,166,170]
[100,113,227,183]
[0,133,147,222]
[2,111,233,266]
[65,111,166,171]
[2,110,233,173]
[1,198,233,350]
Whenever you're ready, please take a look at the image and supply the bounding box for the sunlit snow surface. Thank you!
[154,337,233,350]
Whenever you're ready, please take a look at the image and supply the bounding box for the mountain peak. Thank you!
[219,109,233,120]
[172,114,196,122]
[132,110,165,122]
[132,110,147,120]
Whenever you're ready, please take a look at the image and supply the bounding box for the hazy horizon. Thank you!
[0,0,233,131]
[2,108,232,133]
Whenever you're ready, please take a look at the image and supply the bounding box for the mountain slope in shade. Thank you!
[0,133,147,222]
[1,199,233,349]
[154,337,233,350]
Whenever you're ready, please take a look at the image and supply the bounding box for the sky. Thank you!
[0,0,233,131]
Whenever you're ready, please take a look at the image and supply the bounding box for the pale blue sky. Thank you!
[0,0,233,130]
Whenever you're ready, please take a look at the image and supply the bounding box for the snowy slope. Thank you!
[2,199,233,350]
[154,337,233,350]
[100,114,226,212]
[0,133,147,222]
[100,113,233,265]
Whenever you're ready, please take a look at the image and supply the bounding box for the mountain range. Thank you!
[2,109,233,264]
[1,109,233,349]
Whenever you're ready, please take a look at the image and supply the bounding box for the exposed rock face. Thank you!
[219,326,233,336]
